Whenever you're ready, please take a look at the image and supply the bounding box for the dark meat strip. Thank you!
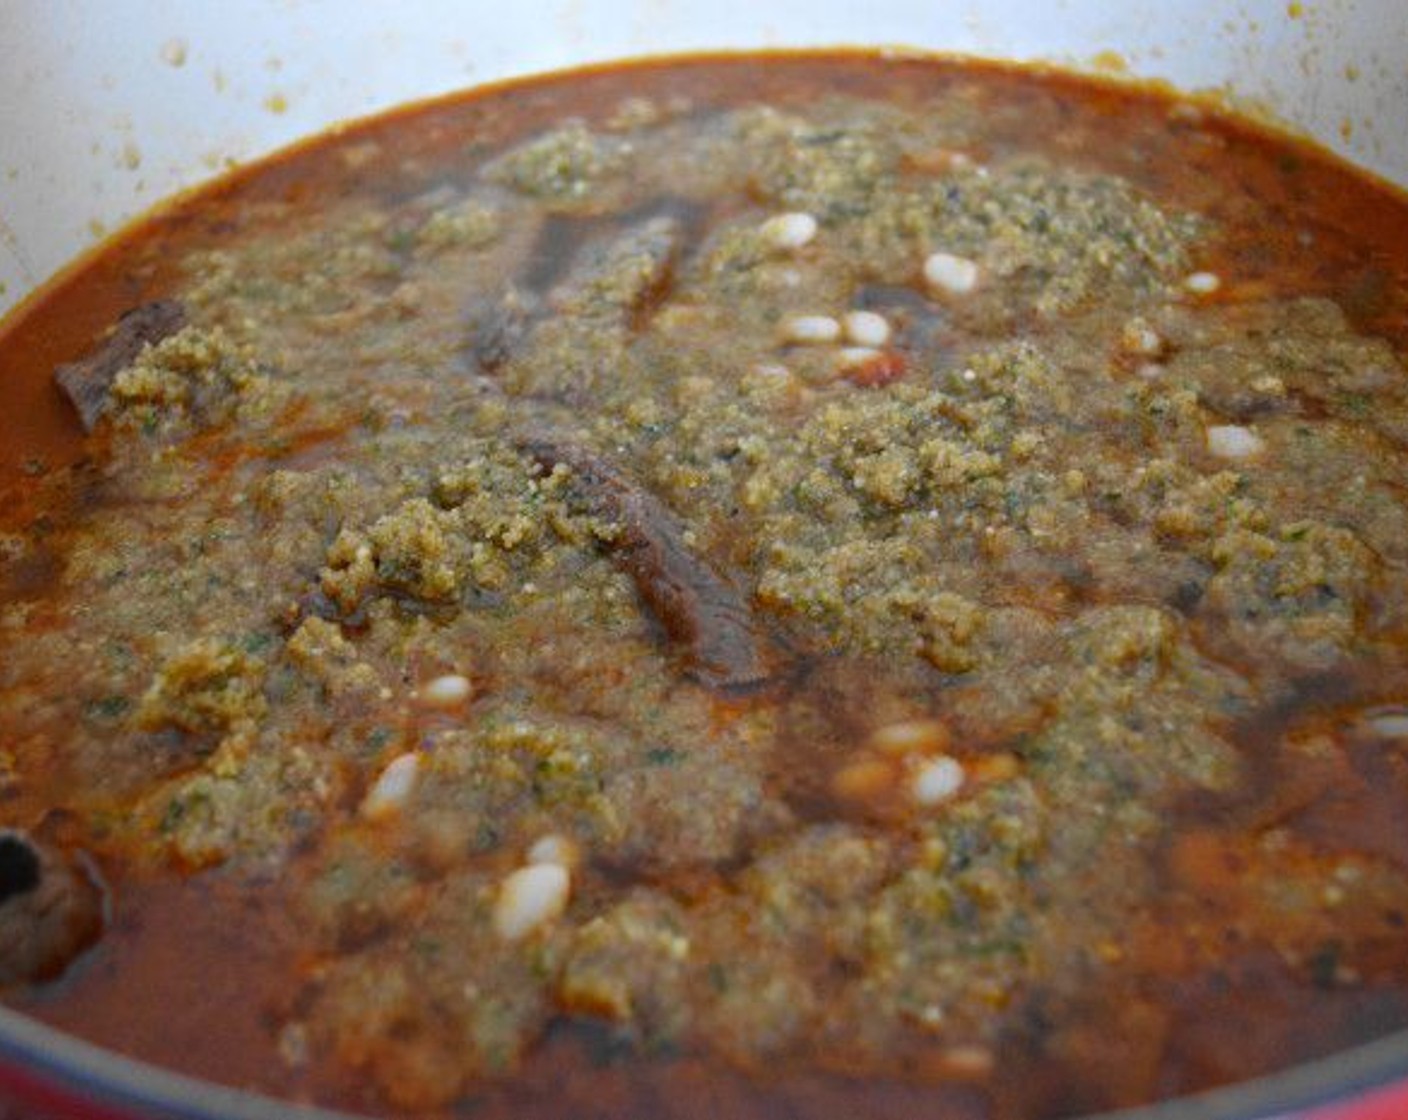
[518,433,775,693]
[0,829,105,986]
[54,299,187,430]
[465,205,689,377]
[547,211,684,322]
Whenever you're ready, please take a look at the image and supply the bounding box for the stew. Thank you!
[3,52,1408,1120]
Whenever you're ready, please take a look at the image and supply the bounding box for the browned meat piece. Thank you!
[0,830,105,986]
[53,299,188,430]
[547,212,683,322]
[465,208,687,377]
[519,434,775,693]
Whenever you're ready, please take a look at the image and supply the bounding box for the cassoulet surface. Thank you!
[4,53,1408,1120]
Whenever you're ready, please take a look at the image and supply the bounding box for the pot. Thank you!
[1,2,1406,1118]
[3,0,1406,321]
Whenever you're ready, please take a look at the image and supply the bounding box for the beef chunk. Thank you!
[0,830,105,986]
[54,299,188,430]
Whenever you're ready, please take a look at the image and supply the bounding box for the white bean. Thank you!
[781,314,842,345]
[1364,708,1408,738]
[843,310,892,347]
[493,863,571,941]
[1184,271,1222,294]
[361,752,420,820]
[421,673,472,708]
[911,755,966,807]
[924,251,980,295]
[760,211,819,250]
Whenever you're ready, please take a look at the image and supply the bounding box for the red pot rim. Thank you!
[3,1001,1408,1120]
